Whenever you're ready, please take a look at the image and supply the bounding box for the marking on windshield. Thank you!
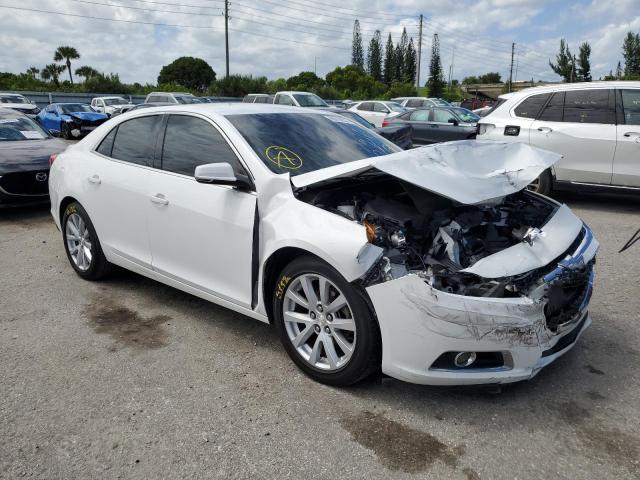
[265,146,303,170]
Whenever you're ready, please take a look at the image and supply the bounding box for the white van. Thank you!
[477,81,640,194]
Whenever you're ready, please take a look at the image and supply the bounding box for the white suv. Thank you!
[91,96,135,117]
[348,101,407,127]
[477,81,640,194]
[273,91,329,108]
[144,92,201,104]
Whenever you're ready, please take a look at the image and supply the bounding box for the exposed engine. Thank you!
[298,175,557,298]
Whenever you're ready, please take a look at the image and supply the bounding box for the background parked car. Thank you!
[0,93,40,117]
[127,103,174,112]
[391,97,450,109]
[476,81,640,195]
[328,108,412,149]
[144,92,201,104]
[384,106,479,145]
[0,109,67,206]
[273,91,329,108]
[36,103,108,139]
[243,94,275,104]
[348,101,407,127]
[90,96,135,117]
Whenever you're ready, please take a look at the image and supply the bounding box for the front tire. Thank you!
[62,123,72,140]
[62,202,111,280]
[272,256,381,386]
[527,168,552,196]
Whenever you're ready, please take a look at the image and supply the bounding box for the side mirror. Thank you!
[194,163,253,191]
[448,118,459,126]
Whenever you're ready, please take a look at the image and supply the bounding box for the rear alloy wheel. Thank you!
[273,256,380,386]
[527,168,552,196]
[62,202,111,280]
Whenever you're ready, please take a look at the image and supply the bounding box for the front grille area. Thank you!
[73,117,106,128]
[0,170,49,195]
[544,259,594,332]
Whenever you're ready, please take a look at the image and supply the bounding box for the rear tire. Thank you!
[528,169,552,196]
[62,202,111,280]
[272,256,381,386]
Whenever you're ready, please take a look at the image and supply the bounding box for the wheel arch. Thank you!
[59,195,80,223]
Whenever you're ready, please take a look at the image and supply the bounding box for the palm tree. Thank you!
[75,65,99,81]
[41,63,66,86]
[26,67,40,79]
[54,46,80,84]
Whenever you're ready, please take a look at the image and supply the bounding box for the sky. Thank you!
[0,0,639,85]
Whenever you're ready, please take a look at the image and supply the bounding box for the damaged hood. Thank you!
[291,140,561,204]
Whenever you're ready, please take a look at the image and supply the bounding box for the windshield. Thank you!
[292,94,328,107]
[104,98,127,106]
[59,104,94,114]
[0,95,29,104]
[175,96,201,104]
[335,110,374,129]
[0,116,50,141]
[451,107,480,123]
[226,113,399,176]
[385,102,406,113]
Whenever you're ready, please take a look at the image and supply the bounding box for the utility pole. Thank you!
[224,0,229,77]
[448,46,455,90]
[508,42,515,93]
[415,14,423,92]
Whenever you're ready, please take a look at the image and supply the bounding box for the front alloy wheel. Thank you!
[273,256,381,386]
[283,273,356,371]
[65,212,92,271]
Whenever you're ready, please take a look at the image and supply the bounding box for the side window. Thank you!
[621,89,640,125]
[563,89,613,124]
[161,115,244,177]
[409,110,429,121]
[96,127,117,157]
[432,109,453,123]
[538,92,565,122]
[514,93,551,119]
[357,102,373,111]
[111,116,160,166]
[373,103,389,113]
[406,99,422,108]
[276,95,293,106]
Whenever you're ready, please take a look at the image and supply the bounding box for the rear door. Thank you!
[146,114,257,307]
[613,89,640,187]
[84,115,162,267]
[403,110,431,144]
[530,89,616,184]
[427,108,463,142]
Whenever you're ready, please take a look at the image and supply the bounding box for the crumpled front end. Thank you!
[365,223,597,385]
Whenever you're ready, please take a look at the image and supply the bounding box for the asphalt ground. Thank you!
[1,190,639,479]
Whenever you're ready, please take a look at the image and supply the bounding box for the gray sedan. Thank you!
[386,107,479,145]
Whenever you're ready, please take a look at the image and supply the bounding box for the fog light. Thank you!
[454,351,477,368]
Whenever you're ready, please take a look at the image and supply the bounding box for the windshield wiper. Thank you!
[619,227,640,253]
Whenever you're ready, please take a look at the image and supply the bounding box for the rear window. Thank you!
[538,92,565,122]
[226,113,399,176]
[0,116,49,141]
[514,93,551,119]
[111,116,161,166]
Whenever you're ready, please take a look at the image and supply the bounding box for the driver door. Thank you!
[146,114,257,307]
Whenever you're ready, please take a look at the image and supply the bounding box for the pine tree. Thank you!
[393,42,403,82]
[351,20,364,70]
[398,28,409,81]
[405,38,417,84]
[367,30,383,81]
[577,42,591,82]
[616,61,623,79]
[622,31,640,77]
[427,34,445,97]
[549,39,574,82]
[383,34,395,84]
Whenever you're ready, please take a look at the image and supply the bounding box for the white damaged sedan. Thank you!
[49,104,598,386]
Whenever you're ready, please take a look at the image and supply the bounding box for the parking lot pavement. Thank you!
[1,192,639,480]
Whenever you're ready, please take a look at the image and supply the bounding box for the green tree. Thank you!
[549,39,574,82]
[26,67,39,79]
[405,38,417,84]
[478,72,502,83]
[577,42,592,82]
[462,75,479,85]
[426,34,445,97]
[393,42,403,82]
[383,33,395,84]
[266,78,288,94]
[286,71,325,91]
[211,74,268,97]
[616,61,623,79]
[367,30,383,81]
[75,66,100,81]
[41,63,66,86]
[325,64,386,99]
[622,31,640,77]
[54,46,80,85]
[158,57,216,92]
[397,28,409,81]
[351,20,364,70]
[384,81,415,99]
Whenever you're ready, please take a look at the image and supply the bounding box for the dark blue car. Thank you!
[36,103,108,139]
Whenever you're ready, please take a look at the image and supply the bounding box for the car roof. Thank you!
[50,102,90,106]
[276,91,317,95]
[94,96,125,99]
[147,92,194,96]
[0,107,27,117]
[500,80,640,100]
[123,103,335,116]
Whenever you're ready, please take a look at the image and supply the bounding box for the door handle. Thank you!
[623,132,640,142]
[87,174,101,185]
[537,127,553,133]
[150,194,169,206]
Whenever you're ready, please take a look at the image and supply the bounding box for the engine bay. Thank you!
[297,174,558,298]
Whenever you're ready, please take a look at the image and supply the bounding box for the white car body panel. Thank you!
[49,103,597,386]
